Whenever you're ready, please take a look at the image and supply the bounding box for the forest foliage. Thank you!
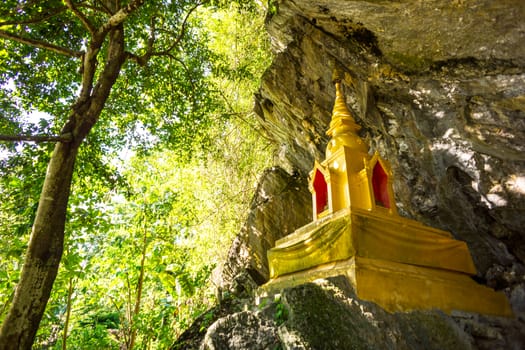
[0,1,272,348]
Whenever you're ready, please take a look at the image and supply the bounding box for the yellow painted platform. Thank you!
[261,255,512,317]
[264,208,512,316]
[268,208,477,278]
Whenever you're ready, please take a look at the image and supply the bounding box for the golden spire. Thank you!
[327,80,361,137]
[326,71,367,157]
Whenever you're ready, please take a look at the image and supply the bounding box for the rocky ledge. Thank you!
[174,277,524,349]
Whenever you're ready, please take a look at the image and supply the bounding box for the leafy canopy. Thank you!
[1,0,273,348]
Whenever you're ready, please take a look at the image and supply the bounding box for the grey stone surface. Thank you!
[200,310,281,350]
[279,277,474,350]
[201,277,525,349]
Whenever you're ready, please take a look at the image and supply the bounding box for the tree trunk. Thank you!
[62,277,74,350]
[0,141,78,349]
[128,216,148,350]
[0,24,126,349]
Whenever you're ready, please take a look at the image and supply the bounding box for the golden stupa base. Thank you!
[260,256,513,317]
[267,208,479,279]
[262,208,513,317]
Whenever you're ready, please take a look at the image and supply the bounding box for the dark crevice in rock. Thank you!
[430,57,525,77]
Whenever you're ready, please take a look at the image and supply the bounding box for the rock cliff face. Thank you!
[211,1,525,348]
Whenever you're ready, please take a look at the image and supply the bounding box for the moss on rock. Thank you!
[279,277,472,349]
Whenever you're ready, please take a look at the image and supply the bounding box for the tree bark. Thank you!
[0,141,78,349]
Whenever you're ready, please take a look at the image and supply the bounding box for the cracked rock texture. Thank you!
[212,1,525,348]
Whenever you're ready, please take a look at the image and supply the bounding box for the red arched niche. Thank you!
[372,162,390,208]
[313,169,328,215]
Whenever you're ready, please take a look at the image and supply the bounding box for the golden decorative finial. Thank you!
[327,69,360,137]
[326,70,367,157]
[332,68,343,83]
[327,80,361,137]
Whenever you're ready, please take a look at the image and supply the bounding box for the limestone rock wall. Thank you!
[197,277,525,350]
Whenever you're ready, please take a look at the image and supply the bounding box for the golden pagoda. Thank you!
[260,74,513,317]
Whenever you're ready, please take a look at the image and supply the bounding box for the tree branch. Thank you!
[94,0,114,15]
[68,1,127,104]
[125,15,155,66]
[0,6,67,26]
[155,2,203,56]
[70,24,126,145]
[0,133,73,143]
[64,0,96,35]
[96,0,146,37]
[173,56,197,98]
[0,29,83,57]
[126,2,203,66]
